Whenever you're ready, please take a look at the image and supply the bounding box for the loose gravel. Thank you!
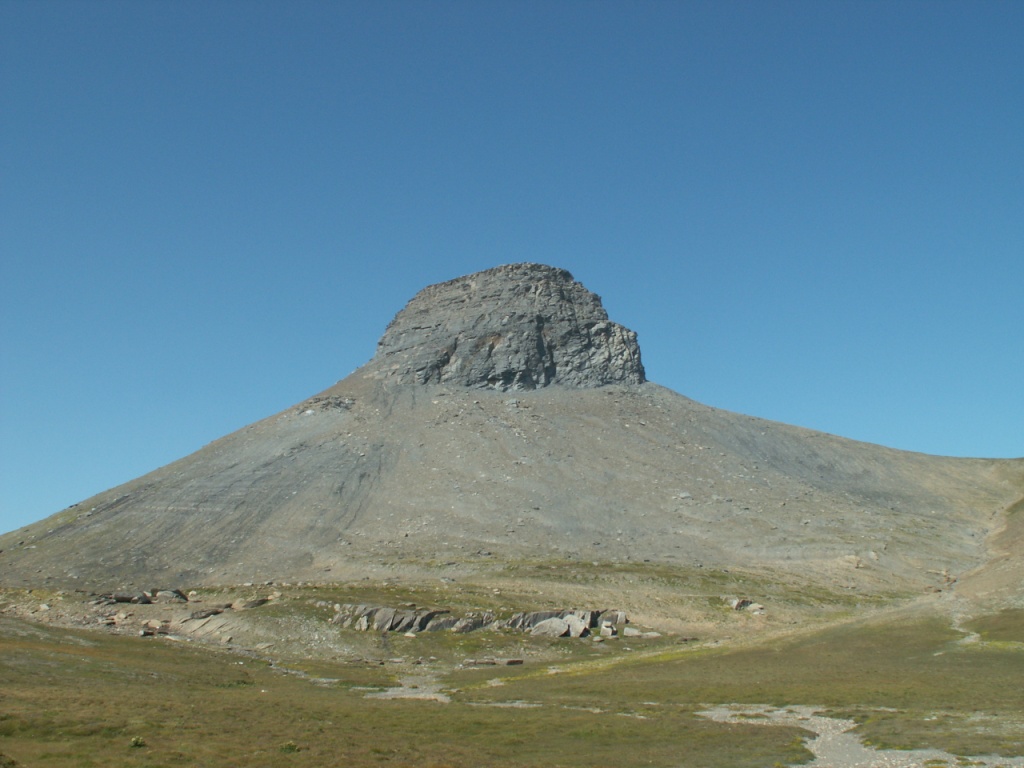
[698,704,1024,768]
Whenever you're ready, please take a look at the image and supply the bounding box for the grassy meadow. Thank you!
[2,586,1022,767]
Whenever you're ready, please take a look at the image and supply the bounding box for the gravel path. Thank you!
[364,674,451,702]
[697,705,1024,768]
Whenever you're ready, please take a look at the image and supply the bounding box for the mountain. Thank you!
[2,264,1021,606]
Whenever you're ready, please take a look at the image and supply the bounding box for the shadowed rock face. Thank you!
[370,263,645,390]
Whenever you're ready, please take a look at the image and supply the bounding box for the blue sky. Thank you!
[2,1,1022,535]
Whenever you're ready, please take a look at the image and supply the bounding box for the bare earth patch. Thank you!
[699,705,1024,768]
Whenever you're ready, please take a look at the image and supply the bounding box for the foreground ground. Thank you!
[2,564,1023,768]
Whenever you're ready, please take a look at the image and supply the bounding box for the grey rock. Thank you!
[349,605,381,629]
[372,607,397,631]
[331,604,485,634]
[452,613,493,633]
[598,609,627,626]
[530,617,571,637]
[424,615,460,632]
[189,608,223,620]
[505,610,563,630]
[330,605,354,626]
[153,589,188,602]
[234,598,269,610]
[564,615,590,637]
[371,263,645,391]
[414,610,449,631]
[564,609,599,627]
[111,592,150,604]
[389,610,419,633]
[502,612,527,630]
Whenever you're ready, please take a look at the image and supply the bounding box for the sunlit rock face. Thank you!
[370,263,645,391]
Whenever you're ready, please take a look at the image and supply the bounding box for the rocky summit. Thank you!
[370,263,645,390]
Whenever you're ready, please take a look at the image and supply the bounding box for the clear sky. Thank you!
[2,1,1022,536]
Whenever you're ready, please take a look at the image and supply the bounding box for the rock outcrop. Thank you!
[370,263,645,390]
[325,603,627,638]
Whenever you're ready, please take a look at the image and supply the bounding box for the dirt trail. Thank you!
[699,705,1024,768]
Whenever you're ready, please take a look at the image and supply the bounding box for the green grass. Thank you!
[4,586,1022,766]
[0,617,810,768]
[460,611,1024,757]
[964,608,1024,643]
[496,559,904,608]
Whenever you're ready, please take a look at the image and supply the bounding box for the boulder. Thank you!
[530,617,570,637]
[563,609,598,628]
[564,615,590,637]
[598,609,627,626]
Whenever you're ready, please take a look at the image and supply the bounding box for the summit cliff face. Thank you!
[370,263,645,390]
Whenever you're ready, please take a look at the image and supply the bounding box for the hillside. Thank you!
[2,264,1020,611]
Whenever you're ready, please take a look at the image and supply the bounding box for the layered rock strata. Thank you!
[371,263,645,390]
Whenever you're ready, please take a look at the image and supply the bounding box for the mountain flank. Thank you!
[1,264,1021,615]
